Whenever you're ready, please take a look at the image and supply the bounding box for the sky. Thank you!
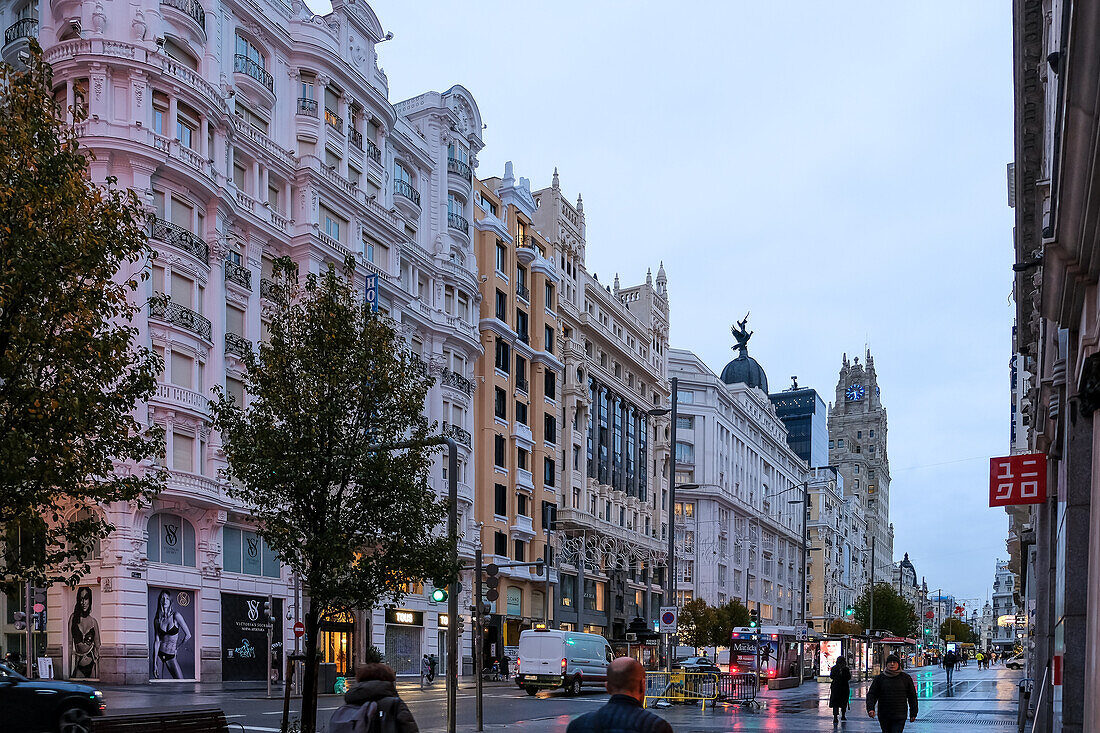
[311,0,1015,610]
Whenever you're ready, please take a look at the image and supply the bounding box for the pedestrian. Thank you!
[420,655,431,688]
[829,656,852,723]
[500,652,510,680]
[975,651,983,670]
[866,654,918,733]
[330,663,418,733]
[566,657,673,733]
[942,650,957,685]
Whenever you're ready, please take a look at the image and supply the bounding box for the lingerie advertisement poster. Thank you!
[221,593,283,682]
[68,586,101,680]
[147,586,196,681]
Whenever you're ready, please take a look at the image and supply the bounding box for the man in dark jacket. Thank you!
[866,655,917,733]
[342,663,419,733]
[943,650,958,684]
[567,657,673,733]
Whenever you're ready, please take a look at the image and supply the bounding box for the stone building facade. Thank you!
[0,0,483,682]
[827,351,893,585]
[806,466,864,631]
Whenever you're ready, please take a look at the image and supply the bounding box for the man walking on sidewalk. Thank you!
[866,655,918,733]
[942,650,958,685]
[420,655,431,689]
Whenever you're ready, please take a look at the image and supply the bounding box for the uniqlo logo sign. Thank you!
[989,453,1047,507]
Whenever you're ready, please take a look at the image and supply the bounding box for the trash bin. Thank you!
[319,662,338,694]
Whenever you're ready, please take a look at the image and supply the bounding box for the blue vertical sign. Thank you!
[365,273,379,312]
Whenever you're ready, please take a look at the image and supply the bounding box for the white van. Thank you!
[515,628,613,696]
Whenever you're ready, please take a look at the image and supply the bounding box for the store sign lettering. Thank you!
[395,611,415,624]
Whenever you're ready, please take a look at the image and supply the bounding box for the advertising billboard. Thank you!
[222,593,284,682]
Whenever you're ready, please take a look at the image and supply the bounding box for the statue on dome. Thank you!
[732,313,753,353]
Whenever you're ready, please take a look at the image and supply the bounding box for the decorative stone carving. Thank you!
[132,11,147,41]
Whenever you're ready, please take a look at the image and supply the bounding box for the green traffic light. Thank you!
[431,588,448,603]
[845,606,854,617]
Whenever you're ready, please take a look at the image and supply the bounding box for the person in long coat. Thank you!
[830,656,853,722]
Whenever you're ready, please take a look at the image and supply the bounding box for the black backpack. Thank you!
[329,698,399,733]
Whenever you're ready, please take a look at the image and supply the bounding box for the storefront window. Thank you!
[223,527,281,577]
[146,513,196,567]
[561,574,575,607]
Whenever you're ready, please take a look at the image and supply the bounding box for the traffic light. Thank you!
[485,563,500,603]
[749,608,759,629]
[455,615,465,634]
[13,611,26,631]
[431,588,448,603]
[845,606,855,617]
[262,598,273,623]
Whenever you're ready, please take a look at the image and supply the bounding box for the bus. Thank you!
[730,626,801,680]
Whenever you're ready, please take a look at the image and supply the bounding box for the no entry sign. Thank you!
[293,621,305,638]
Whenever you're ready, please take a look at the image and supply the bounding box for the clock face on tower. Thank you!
[846,384,866,401]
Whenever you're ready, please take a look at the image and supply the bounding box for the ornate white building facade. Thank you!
[1,0,482,682]
[667,346,806,625]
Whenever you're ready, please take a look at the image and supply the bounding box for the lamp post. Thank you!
[648,376,678,672]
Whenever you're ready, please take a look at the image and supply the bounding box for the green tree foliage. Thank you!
[677,598,717,650]
[853,583,918,637]
[712,599,751,646]
[211,260,456,733]
[939,617,977,644]
[0,44,163,592]
[828,619,864,636]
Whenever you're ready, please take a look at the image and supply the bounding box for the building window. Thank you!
[838,439,845,448]
[544,457,556,487]
[517,493,529,517]
[495,339,510,373]
[515,400,528,425]
[544,414,557,444]
[495,290,507,320]
[496,242,507,273]
[677,390,695,404]
[517,448,529,471]
[544,325,554,354]
[223,526,280,577]
[146,513,196,567]
[494,387,507,420]
[494,483,507,516]
[675,441,694,464]
[545,282,554,309]
[494,434,506,468]
[515,356,527,390]
[494,531,508,557]
[675,415,694,430]
[516,309,529,342]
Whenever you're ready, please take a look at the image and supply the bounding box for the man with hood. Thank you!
[866,654,918,733]
[337,662,419,733]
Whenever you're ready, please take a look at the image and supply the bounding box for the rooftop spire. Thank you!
[552,167,560,190]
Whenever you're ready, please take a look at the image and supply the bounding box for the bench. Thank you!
[92,708,239,733]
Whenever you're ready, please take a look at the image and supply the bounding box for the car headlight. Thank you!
[92,691,103,699]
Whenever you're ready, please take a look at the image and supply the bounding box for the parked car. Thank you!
[0,661,104,733]
[673,656,721,674]
[1005,654,1025,670]
[515,628,613,696]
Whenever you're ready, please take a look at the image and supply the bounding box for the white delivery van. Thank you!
[515,628,613,696]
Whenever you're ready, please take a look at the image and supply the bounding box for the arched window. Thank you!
[73,508,102,560]
[146,513,196,567]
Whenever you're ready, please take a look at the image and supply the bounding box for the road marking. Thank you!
[241,727,283,732]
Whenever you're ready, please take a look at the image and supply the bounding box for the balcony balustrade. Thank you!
[154,383,207,413]
[152,217,208,262]
[5,18,38,44]
[224,332,252,359]
[394,179,420,207]
[233,54,274,94]
[224,260,251,290]
[160,0,204,28]
[259,277,277,301]
[516,283,530,302]
[516,377,529,394]
[297,98,318,116]
[442,422,472,448]
[441,368,475,396]
[350,128,363,150]
[324,108,343,134]
[150,300,212,341]
[447,157,471,179]
[365,138,382,164]
[409,353,430,377]
[447,211,469,234]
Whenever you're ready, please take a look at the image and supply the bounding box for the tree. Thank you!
[677,598,716,651]
[711,598,750,647]
[853,583,918,637]
[0,44,163,592]
[939,617,976,644]
[828,619,864,636]
[211,260,456,733]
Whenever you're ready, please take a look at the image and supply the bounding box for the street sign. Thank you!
[796,625,808,641]
[364,273,379,312]
[32,603,44,614]
[659,606,678,634]
[925,611,935,619]
[989,453,1047,507]
[1015,615,1028,626]
[293,622,305,638]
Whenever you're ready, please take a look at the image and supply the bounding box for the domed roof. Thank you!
[721,315,768,392]
[721,354,769,392]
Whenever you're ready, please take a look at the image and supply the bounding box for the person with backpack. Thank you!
[330,663,419,733]
[942,650,958,685]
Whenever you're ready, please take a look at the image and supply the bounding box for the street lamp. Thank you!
[648,376,678,672]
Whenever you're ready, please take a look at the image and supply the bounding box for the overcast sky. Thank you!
[312,0,1014,610]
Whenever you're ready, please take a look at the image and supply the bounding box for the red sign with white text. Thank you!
[989,453,1047,507]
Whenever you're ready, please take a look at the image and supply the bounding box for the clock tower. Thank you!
[828,350,893,591]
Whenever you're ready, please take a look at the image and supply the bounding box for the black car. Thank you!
[673,656,721,674]
[0,662,104,733]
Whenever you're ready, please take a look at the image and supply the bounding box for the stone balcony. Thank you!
[510,514,535,540]
[153,383,208,414]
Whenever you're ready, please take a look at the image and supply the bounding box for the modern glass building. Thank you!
[769,387,829,467]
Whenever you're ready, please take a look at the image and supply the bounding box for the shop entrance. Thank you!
[319,614,355,678]
[385,626,421,676]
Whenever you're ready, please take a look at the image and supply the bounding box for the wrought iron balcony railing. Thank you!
[152,217,208,262]
[150,300,212,341]
[160,0,204,28]
[297,98,317,116]
[447,157,471,179]
[233,54,274,94]
[324,107,343,133]
[224,260,252,290]
[441,369,475,396]
[5,17,38,44]
[365,138,382,164]
[394,179,421,207]
[260,277,277,301]
[443,422,472,447]
[224,332,252,358]
[349,128,363,150]
[447,211,469,234]
[516,283,530,302]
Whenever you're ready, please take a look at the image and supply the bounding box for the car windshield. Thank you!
[0,662,27,681]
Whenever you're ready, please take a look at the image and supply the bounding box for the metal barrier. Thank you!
[714,672,760,707]
[643,671,722,709]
